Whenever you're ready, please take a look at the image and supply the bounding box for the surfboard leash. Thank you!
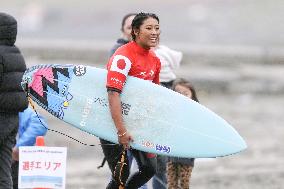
[27,96,96,146]
[27,95,117,147]
[24,74,129,186]
[113,150,127,189]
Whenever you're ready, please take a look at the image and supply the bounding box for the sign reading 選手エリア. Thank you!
[19,146,67,189]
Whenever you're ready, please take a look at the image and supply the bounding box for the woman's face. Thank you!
[175,84,193,99]
[134,17,160,49]
[122,15,135,41]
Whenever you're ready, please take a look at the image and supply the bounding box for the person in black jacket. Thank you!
[109,13,136,57]
[0,12,28,188]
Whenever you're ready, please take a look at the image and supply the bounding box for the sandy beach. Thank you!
[31,61,284,189]
[39,94,284,189]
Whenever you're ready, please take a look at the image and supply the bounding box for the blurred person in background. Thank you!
[109,13,136,57]
[0,12,28,188]
[154,42,182,88]
[152,42,182,189]
[167,78,198,189]
[11,107,48,189]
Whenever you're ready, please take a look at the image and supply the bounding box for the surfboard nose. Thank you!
[235,135,247,153]
[215,127,248,157]
[215,130,247,157]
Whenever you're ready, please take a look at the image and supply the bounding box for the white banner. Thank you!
[19,146,67,189]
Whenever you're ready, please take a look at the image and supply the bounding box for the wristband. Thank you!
[118,131,127,137]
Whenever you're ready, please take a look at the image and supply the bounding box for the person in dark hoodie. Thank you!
[0,12,28,188]
[109,13,136,57]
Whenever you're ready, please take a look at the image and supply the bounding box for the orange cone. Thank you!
[36,136,45,146]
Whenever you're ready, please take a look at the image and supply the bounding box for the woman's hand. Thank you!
[118,131,134,149]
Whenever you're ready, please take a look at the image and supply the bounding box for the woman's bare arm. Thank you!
[108,90,133,148]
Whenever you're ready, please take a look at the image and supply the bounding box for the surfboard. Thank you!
[21,64,247,158]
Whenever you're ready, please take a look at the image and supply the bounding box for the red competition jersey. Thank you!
[106,41,161,91]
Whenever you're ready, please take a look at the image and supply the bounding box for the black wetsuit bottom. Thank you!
[100,138,156,189]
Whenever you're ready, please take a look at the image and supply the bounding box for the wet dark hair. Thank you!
[121,13,137,32]
[172,78,199,102]
[131,12,159,41]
